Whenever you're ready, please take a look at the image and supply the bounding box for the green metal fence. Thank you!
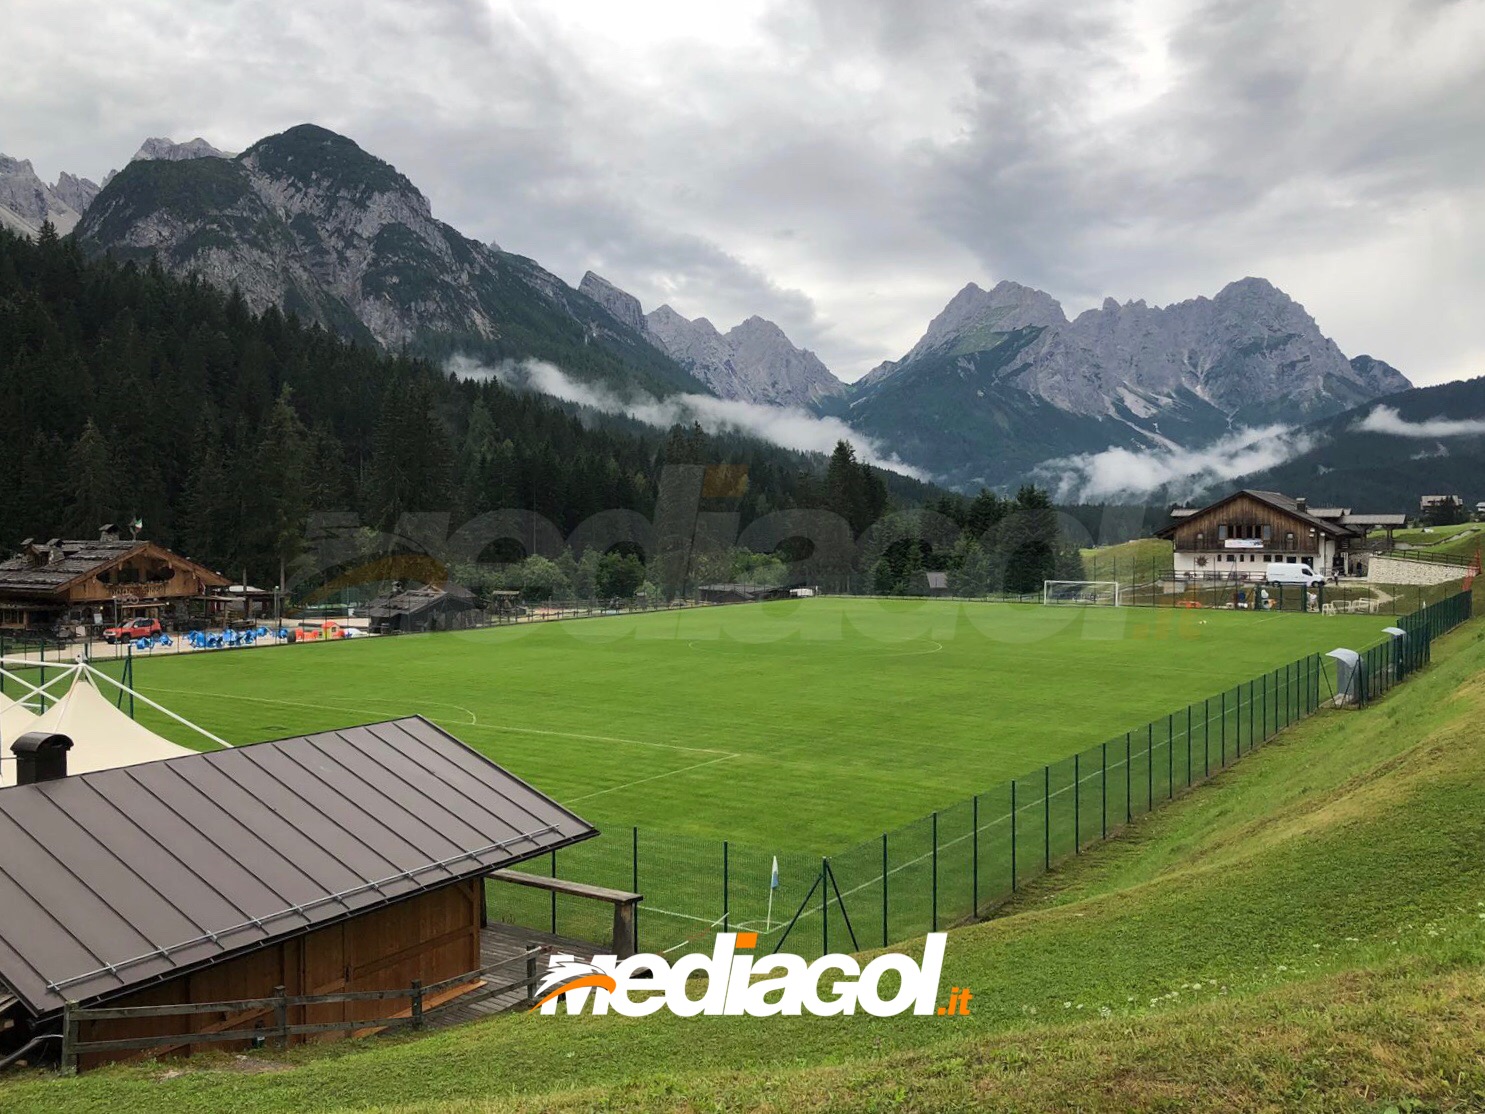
[487,590,1474,960]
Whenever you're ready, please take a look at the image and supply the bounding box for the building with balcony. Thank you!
[1158,491,1405,579]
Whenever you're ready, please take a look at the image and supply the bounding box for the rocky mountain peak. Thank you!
[893,279,1067,370]
[578,271,648,336]
[0,155,86,235]
[640,299,845,407]
[131,136,232,162]
[73,123,704,398]
[52,171,101,213]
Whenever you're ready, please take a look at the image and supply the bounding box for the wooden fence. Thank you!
[59,945,544,1073]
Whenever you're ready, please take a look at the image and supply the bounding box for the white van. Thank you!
[1265,561,1326,587]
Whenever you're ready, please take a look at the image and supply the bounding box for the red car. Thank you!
[103,617,163,644]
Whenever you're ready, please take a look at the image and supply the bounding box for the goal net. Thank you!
[1043,580,1121,606]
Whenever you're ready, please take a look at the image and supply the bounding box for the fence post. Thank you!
[1043,767,1050,870]
[1222,690,1227,765]
[930,810,940,931]
[1010,780,1018,891]
[1125,734,1132,822]
[1167,713,1174,799]
[411,979,424,1030]
[1186,706,1192,787]
[1073,754,1080,853]
[273,983,288,1050]
[882,832,889,946]
[821,857,829,955]
[1101,742,1107,839]
[61,1001,79,1074]
[972,794,979,913]
[1146,724,1153,811]
[1251,680,1258,748]
[526,947,540,1006]
[632,826,639,954]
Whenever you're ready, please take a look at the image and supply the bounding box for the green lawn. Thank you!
[90,598,1389,854]
[4,598,1482,1113]
[1385,521,1484,558]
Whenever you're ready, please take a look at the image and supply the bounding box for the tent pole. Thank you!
[80,662,233,749]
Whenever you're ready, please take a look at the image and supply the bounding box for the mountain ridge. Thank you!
[74,124,707,398]
[845,275,1411,487]
[577,270,848,409]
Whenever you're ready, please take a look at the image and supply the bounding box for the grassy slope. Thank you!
[7,610,1484,1112]
[1387,522,1484,559]
[103,599,1381,851]
[1080,538,1175,583]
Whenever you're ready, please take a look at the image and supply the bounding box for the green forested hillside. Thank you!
[1234,375,1485,508]
[0,227,919,588]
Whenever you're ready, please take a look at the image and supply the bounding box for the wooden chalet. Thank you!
[0,717,598,1070]
[1158,490,1405,579]
[366,584,488,634]
[0,532,230,632]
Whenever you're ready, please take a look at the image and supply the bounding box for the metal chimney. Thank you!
[13,732,73,785]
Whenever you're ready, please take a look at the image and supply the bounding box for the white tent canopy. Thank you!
[0,673,200,787]
[0,691,39,757]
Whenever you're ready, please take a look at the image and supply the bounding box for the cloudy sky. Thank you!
[4,0,1483,385]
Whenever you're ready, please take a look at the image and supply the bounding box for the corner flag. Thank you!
[770,856,779,890]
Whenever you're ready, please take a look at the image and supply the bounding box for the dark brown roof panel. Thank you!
[0,717,595,1015]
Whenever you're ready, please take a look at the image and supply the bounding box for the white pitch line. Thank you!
[464,722,736,756]
[145,686,480,725]
[147,687,739,756]
[564,753,740,805]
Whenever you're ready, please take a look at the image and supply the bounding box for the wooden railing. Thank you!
[1376,547,1477,568]
[59,945,544,1073]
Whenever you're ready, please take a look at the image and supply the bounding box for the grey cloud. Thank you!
[450,356,927,478]
[1358,405,1485,439]
[2,0,1482,384]
[1037,425,1320,503]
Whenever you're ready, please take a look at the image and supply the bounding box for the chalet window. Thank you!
[1196,531,1204,547]
[1262,524,1273,541]
[1218,524,1229,540]
[1286,531,1295,549]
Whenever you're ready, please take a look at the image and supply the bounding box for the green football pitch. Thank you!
[104,598,1390,853]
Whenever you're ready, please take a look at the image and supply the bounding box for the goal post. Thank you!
[1043,580,1122,606]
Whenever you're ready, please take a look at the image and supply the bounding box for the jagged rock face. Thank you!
[721,316,846,408]
[1007,277,1410,421]
[899,280,1068,366]
[52,172,101,214]
[579,271,649,336]
[866,276,1409,424]
[644,305,731,379]
[132,137,233,162]
[575,272,847,408]
[846,275,1412,488]
[0,155,86,235]
[640,302,846,407]
[73,124,704,396]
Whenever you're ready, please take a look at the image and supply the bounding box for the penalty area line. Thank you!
[145,686,480,725]
[564,753,740,805]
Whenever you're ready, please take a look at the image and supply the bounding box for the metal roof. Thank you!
[367,584,480,619]
[1158,490,1376,540]
[0,717,595,1016]
[0,539,229,597]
